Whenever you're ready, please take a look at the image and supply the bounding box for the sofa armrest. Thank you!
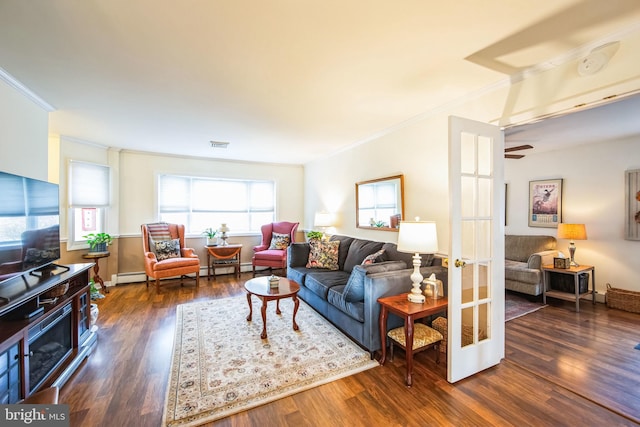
[527,250,559,270]
[287,242,310,268]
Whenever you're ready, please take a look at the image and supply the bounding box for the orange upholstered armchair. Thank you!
[141,223,200,293]
[252,221,299,276]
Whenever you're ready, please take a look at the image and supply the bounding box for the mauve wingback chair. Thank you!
[252,221,299,276]
[141,223,200,293]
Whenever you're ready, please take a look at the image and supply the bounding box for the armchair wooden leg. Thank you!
[156,278,160,293]
[145,275,149,288]
[196,271,200,287]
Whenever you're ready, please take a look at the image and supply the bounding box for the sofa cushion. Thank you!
[505,235,556,262]
[378,242,433,267]
[504,259,541,284]
[343,239,384,272]
[288,243,310,267]
[306,240,340,270]
[329,235,355,270]
[343,261,408,302]
[305,271,351,299]
[327,285,365,322]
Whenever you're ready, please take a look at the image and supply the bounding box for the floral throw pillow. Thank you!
[361,248,385,265]
[306,239,340,270]
[269,232,291,250]
[155,239,181,261]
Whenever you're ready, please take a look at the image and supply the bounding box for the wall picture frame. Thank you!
[625,169,640,241]
[528,179,562,228]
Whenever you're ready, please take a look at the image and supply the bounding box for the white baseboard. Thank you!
[110,263,255,286]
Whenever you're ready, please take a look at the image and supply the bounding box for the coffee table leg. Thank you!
[292,295,299,331]
[276,299,281,315]
[246,292,252,321]
[260,298,268,339]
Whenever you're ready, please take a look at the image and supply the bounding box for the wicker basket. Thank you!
[606,283,640,314]
[42,281,69,299]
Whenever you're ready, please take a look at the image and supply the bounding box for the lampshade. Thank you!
[314,212,333,228]
[397,221,438,254]
[557,223,587,241]
[219,223,230,233]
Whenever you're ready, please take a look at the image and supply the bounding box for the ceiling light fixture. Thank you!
[577,41,620,77]
[210,141,230,149]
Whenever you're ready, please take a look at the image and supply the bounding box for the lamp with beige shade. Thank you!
[557,223,587,267]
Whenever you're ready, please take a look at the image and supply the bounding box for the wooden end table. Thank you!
[206,244,242,280]
[244,276,300,339]
[82,251,110,294]
[378,293,448,387]
[542,264,595,312]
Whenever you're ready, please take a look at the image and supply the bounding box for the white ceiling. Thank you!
[1,0,640,164]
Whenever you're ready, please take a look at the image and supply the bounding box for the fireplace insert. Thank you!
[27,302,72,393]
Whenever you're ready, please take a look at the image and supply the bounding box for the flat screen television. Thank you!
[0,171,61,286]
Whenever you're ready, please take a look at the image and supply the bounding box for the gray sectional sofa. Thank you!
[505,234,559,296]
[287,234,447,357]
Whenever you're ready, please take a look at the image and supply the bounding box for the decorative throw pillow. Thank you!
[361,248,385,265]
[306,239,340,270]
[269,232,291,250]
[155,239,181,261]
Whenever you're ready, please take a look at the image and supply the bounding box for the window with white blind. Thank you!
[68,161,111,249]
[158,175,275,234]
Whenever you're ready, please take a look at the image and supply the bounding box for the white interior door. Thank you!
[447,116,505,383]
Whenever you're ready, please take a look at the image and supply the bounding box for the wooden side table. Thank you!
[542,264,595,312]
[206,244,242,280]
[378,293,448,387]
[82,251,110,294]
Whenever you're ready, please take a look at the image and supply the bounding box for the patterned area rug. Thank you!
[162,296,379,426]
[505,292,547,322]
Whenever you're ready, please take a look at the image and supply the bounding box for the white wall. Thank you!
[303,27,640,290]
[119,150,304,235]
[506,137,640,294]
[0,79,49,179]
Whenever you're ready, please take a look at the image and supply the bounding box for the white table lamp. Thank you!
[557,223,587,266]
[397,219,438,303]
[218,223,230,246]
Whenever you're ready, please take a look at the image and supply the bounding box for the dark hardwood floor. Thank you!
[60,273,640,426]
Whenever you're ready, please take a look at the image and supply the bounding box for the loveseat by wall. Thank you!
[287,234,448,357]
[505,234,559,296]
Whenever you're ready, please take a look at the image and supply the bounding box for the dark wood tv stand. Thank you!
[0,263,97,403]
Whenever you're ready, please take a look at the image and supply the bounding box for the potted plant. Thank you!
[203,228,217,246]
[306,230,324,241]
[84,232,113,253]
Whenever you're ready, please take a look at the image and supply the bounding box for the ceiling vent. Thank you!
[210,141,230,149]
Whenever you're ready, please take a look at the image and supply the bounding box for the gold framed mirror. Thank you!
[356,174,404,231]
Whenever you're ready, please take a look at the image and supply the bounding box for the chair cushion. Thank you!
[268,232,291,250]
[387,323,443,350]
[155,239,181,261]
[306,239,340,270]
[153,257,199,271]
[253,249,286,261]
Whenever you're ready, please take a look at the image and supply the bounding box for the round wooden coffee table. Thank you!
[244,276,301,339]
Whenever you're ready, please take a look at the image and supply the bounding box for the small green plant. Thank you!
[83,232,113,250]
[373,221,386,228]
[306,230,324,240]
[202,228,217,238]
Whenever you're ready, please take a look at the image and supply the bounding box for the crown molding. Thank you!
[0,67,55,112]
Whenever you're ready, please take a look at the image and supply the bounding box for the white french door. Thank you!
[447,116,505,383]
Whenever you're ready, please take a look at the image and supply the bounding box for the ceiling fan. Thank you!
[504,144,533,159]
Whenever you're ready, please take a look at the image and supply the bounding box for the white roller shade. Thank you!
[69,161,111,208]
